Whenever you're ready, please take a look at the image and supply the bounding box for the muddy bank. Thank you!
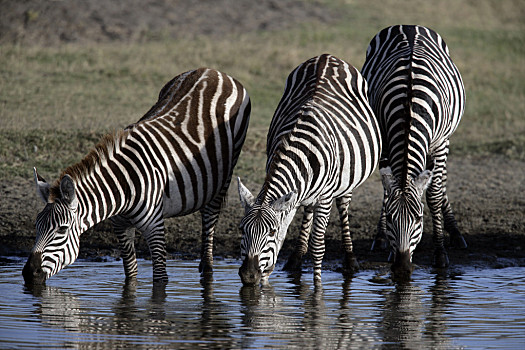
[2,154,524,273]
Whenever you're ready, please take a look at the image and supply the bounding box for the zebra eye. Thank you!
[269,229,277,237]
[57,226,68,234]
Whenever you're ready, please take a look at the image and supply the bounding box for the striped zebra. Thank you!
[22,68,251,285]
[361,25,467,280]
[237,54,381,285]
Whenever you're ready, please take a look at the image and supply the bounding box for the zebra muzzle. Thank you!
[391,250,414,282]
[239,255,262,286]
[22,252,46,285]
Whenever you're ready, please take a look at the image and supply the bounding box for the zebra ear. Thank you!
[60,175,78,208]
[412,170,432,196]
[34,167,50,204]
[380,166,395,195]
[237,177,255,213]
[270,190,297,213]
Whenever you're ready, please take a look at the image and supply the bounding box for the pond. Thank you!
[1,258,524,349]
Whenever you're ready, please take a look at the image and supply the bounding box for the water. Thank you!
[1,258,524,349]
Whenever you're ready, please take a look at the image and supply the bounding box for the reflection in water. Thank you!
[239,271,380,348]
[377,274,453,349]
[25,275,236,348]
[3,261,524,349]
[26,284,84,333]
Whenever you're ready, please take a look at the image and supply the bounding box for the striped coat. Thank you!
[238,54,381,284]
[23,68,251,284]
[361,25,467,280]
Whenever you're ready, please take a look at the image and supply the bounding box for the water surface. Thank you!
[1,258,524,349]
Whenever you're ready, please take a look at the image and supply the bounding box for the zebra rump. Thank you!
[238,54,381,285]
[24,68,251,285]
[361,25,467,280]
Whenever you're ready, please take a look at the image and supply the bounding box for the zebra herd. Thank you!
[23,25,467,286]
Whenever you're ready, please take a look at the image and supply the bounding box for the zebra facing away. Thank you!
[23,68,251,285]
[237,54,381,285]
[361,25,467,280]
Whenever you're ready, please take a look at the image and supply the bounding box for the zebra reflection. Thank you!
[238,274,380,348]
[28,279,236,348]
[378,275,453,348]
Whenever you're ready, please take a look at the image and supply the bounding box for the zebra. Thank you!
[237,54,381,285]
[22,68,251,285]
[361,25,467,280]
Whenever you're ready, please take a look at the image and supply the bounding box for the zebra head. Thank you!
[380,167,432,280]
[237,178,297,285]
[23,168,81,285]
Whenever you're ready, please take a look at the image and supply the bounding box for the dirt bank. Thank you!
[2,154,525,272]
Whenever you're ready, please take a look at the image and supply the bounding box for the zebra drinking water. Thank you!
[23,68,251,285]
[237,54,381,285]
[361,25,467,280]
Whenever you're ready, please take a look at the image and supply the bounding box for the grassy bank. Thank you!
[1,0,524,184]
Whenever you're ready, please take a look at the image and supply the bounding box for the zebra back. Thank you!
[265,54,380,196]
[361,25,465,186]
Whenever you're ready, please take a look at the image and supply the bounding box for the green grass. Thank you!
[1,0,524,183]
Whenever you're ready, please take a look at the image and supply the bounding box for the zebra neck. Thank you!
[71,158,133,232]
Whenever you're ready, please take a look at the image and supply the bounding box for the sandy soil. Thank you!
[1,0,524,272]
[2,154,524,272]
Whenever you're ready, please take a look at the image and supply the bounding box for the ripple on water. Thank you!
[0,259,524,349]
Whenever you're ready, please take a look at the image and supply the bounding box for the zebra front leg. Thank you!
[426,175,449,268]
[199,199,224,275]
[336,195,359,275]
[372,158,390,251]
[111,216,138,280]
[441,166,467,249]
[311,199,332,284]
[283,206,314,271]
[138,210,169,283]
[442,197,467,248]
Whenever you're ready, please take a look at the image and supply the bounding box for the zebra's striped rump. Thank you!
[24,68,251,285]
[239,54,381,284]
[362,25,466,280]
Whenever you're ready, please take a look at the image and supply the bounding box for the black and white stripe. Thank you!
[361,25,466,279]
[238,54,381,284]
[23,68,251,284]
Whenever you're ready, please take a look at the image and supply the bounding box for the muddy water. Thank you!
[1,258,524,349]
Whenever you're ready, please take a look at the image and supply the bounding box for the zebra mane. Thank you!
[400,25,417,188]
[49,129,129,200]
[260,134,309,204]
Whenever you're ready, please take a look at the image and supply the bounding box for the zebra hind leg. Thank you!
[337,195,359,276]
[283,206,314,271]
[111,215,138,280]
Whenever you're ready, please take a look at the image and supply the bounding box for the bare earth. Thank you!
[1,0,524,273]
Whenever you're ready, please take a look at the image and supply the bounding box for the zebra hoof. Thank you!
[450,233,468,249]
[283,252,303,271]
[343,253,359,276]
[371,237,388,251]
[153,275,169,284]
[433,250,450,268]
